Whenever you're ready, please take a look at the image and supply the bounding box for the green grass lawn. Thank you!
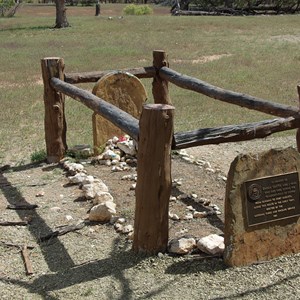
[0,4,299,164]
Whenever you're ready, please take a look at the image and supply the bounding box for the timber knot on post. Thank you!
[162,111,170,120]
[53,104,60,112]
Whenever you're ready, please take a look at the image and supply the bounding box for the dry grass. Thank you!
[0,4,299,164]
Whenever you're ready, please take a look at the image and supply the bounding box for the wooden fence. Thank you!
[41,50,300,255]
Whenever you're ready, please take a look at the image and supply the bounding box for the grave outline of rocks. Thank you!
[42,50,300,261]
[62,138,226,256]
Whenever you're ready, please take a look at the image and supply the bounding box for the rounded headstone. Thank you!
[92,72,147,153]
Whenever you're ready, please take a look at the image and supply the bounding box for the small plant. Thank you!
[123,4,153,16]
[31,149,47,163]
[0,0,17,17]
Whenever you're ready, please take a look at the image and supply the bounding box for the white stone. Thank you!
[184,213,194,220]
[182,156,193,163]
[193,211,208,218]
[127,232,134,240]
[119,162,128,168]
[177,194,188,200]
[203,161,212,169]
[112,136,119,143]
[93,192,114,205]
[114,223,123,232]
[197,234,225,255]
[218,175,227,182]
[105,160,112,166]
[68,172,87,184]
[89,201,116,222]
[106,138,113,146]
[36,191,45,197]
[82,184,97,199]
[116,217,126,224]
[82,180,109,199]
[112,166,123,172]
[83,175,95,185]
[121,174,136,181]
[103,149,118,160]
[203,199,211,206]
[130,183,136,190]
[168,237,196,255]
[198,197,207,203]
[172,178,183,187]
[206,168,215,173]
[122,224,134,234]
[178,149,188,156]
[169,196,177,202]
[186,205,195,212]
[65,215,73,221]
[117,140,137,156]
[212,205,220,211]
[169,212,180,221]
[67,163,85,175]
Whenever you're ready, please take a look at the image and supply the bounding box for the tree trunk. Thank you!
[225,0,233,8]
[55,0,69,28]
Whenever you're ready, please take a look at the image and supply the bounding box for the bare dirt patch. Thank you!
[1,135,299,299]
[270,35,300,43]
[172,54,232,65]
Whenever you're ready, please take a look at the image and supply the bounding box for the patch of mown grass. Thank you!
[0,5,299,163]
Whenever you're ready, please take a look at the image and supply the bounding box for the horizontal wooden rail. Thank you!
[160,67,299,118]
[65,66,156,84]
[173,116,300,149]
[50,77,139,141]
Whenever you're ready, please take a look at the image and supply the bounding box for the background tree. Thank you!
[55,0,69,28]
[0,0,20,17]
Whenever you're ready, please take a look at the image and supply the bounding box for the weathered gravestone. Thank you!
[224,147,300,266]
[92,72,147,153]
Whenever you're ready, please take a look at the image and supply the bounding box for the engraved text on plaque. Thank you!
[245,172,300,226]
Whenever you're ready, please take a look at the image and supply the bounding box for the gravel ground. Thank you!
[0,135,299,299]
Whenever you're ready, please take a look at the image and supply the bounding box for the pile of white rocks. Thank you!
[61,159,134,237]
[92,135,137,172]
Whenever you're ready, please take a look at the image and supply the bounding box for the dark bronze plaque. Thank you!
[244,172,300,227]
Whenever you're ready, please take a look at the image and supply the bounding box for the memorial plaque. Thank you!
[244,172,300,226]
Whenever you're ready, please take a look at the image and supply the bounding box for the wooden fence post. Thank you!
[133,103,174,254]
[152,50,171,105]
[41,57,67,163]
[297,85,300,152]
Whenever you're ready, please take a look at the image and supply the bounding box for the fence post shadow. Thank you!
[0,168,75,272]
